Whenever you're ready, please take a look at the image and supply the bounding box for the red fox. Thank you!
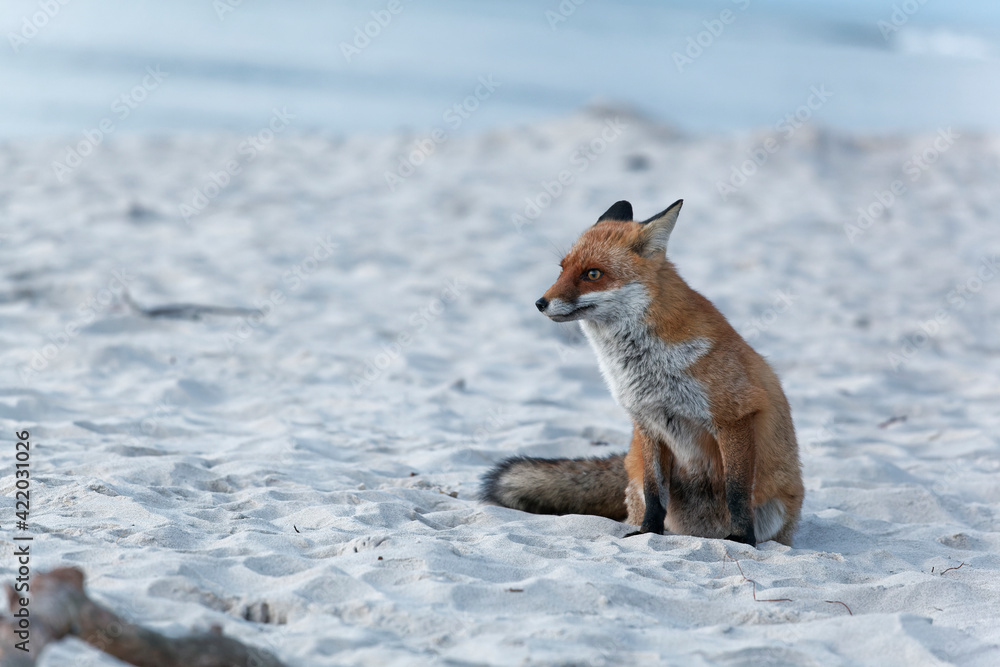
[481,200,803,546]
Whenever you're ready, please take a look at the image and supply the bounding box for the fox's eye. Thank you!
[585,269,603,281]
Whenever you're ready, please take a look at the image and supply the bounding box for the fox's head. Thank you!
[535,199,683,323]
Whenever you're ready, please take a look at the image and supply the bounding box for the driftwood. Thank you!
[124,291,259,321]
[0,568,284,667]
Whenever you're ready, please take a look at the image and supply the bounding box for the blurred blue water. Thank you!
[2,0,999,138]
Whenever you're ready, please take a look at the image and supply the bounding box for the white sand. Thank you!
[3,111,1000,665]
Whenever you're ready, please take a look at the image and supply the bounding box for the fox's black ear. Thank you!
[597,200,633,223]
[640,199,683,226]
[636,199,683,257]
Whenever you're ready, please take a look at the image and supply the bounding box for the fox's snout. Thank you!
[535,297,549,312]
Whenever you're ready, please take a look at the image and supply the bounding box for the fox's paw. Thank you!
[623,525,664,538]
[724,531,757,547]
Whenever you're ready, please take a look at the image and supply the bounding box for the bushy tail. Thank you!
[479,454,628,521]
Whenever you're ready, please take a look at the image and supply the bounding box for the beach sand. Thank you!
[3,110,999,665]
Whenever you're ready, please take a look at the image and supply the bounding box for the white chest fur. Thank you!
[579,283,714,466]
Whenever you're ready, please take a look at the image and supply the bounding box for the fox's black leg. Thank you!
[718,414,758,547]
[638,475,667,535]
[625,431,669,537]
[724,483,757,546]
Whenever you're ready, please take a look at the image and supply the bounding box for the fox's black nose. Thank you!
[535,297,549,312]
